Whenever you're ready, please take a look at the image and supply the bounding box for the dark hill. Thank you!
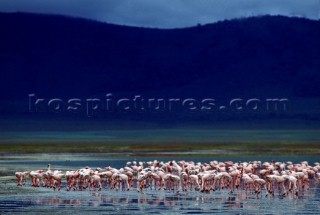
[0,13,320,130]
[1,12,319,99]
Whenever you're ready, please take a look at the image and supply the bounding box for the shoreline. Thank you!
[1,140,319,155]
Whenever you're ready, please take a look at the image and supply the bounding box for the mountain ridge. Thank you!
[0,12,319,116]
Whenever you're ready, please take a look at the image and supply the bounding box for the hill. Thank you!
[0,12,319,127]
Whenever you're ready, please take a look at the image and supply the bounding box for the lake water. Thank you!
[0,154,319,214]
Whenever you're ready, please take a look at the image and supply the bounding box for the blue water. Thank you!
[1,154,320,214]
[1,129,320,142]
[1,188,320,214]
[1,154,319,170]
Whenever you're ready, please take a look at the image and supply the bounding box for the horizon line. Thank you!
[1,11,319,30]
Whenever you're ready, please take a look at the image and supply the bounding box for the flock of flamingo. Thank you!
[15,160,320,197]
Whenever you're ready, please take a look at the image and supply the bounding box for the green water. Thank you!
[1,129,319,142]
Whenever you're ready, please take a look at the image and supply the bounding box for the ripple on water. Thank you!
[1,155,320,214]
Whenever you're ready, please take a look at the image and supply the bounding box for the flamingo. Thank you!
[14,159,319,199]
[15,171,29,186]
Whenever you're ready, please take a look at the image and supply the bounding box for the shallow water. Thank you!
[0,154,320,214]
[1,129,320,142]
[1,154,319,170]
[1,182,319,214]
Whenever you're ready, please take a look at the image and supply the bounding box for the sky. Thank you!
[0,0,319,28]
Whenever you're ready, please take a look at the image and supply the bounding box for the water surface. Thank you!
[1,154,319,214]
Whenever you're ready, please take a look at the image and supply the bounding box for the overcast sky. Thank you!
[1,0,319,28]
